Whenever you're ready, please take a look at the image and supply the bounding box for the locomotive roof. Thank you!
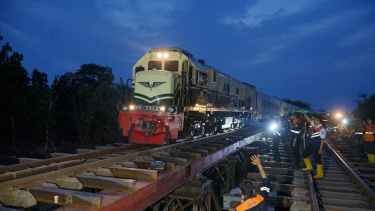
[150,47,255,88]
[150,47,194,58]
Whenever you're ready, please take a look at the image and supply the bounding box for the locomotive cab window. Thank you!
[197,71,208,87]
[148,61,162,70]
[165,61,179,72]
[212,70,217,82]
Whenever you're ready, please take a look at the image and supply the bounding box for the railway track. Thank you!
[327,136,375,189]
[226,134,375,211]
[0,127,262,211]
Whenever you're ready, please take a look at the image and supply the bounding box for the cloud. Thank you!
[246,44,286,65]
[332,53,375,71]
[0,21,37,43]
[95,0,177,30]
[339,22,375,46]
[237,6,371,65]
[222,0,316,28]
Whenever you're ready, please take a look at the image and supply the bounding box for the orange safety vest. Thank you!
[362,124,375,142]
[236,195,264,211]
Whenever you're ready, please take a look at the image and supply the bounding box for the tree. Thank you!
[282,98,312,110]
[52,64,120,147]
[353,93,375,121]
[0,34,30,150]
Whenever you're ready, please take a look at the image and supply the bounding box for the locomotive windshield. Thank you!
[165,61,179,72]
[147,61,179,71]
[148,61,162,70]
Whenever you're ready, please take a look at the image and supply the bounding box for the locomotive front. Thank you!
[119,49,186,144]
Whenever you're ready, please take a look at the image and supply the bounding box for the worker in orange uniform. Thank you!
[290,113,302,169]
[354,119,366,158]
[300,111,326,179]
[361,118,375,163]
[232,155,269,211]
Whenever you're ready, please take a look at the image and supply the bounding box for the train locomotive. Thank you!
[118,47,316,144]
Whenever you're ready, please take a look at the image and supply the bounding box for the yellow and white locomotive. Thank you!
[118,47,321,144]
[119,47,253,144]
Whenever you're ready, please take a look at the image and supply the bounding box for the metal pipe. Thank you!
[119,77,123,104]
[126,79,133,103]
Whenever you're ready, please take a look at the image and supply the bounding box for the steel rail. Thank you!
[0,128,258,191]
[305,171,319,211]
[325,138,375,208]
[0,143,154,174]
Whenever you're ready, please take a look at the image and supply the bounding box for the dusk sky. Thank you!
[1,0,374,113]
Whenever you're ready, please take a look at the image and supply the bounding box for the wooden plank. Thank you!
[247,173,297,183]
[76,149,96,154]
[166,163,175,172]
[107,167,158,180]
[169,151,201,160]
[49,153,71,158]
[117,161,138,168]
[180,148,209,156]
[76,174,136,192]
[18,158,41,164]
[191,145,216,152]
[133,160,152,169]
[152,156,188,165]
[29,186,103,210]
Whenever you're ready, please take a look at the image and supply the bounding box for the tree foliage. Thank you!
[282,98,312,110]
[353,93,375,121]
[0,34,121,153]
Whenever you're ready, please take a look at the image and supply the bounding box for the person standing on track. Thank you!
[354,119,366,158]
[300,110,326,179]
[290,113,302,169]
[233,155,270,211]
[361,118,375,163]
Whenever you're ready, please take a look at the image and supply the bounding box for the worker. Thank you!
[233,155,269,211]
[354,119,366,158]
[270,120,282,162]
[290,113,302,169]
[300,110,326,179]
[361,118,375,163]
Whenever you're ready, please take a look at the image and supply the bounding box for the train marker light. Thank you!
[163,53,169,58]
[129,105,135,110]
[167,106,176,113]
[157,53,162,58]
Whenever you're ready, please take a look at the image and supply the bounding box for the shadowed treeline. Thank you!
[0,34,121,155]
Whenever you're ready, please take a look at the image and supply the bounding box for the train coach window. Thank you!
[148,61,162,70]
[212,70,217,82]
[165,61,179,72]
[236,88,239,95]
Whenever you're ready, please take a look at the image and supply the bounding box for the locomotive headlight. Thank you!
[157,53,162,58]
[160,106,165,111]
[163,53,169,58]
[122,105,128,111]
[129,105,135,110]
[167,106,176,113]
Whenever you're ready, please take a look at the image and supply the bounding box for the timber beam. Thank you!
[29,186,103,210]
